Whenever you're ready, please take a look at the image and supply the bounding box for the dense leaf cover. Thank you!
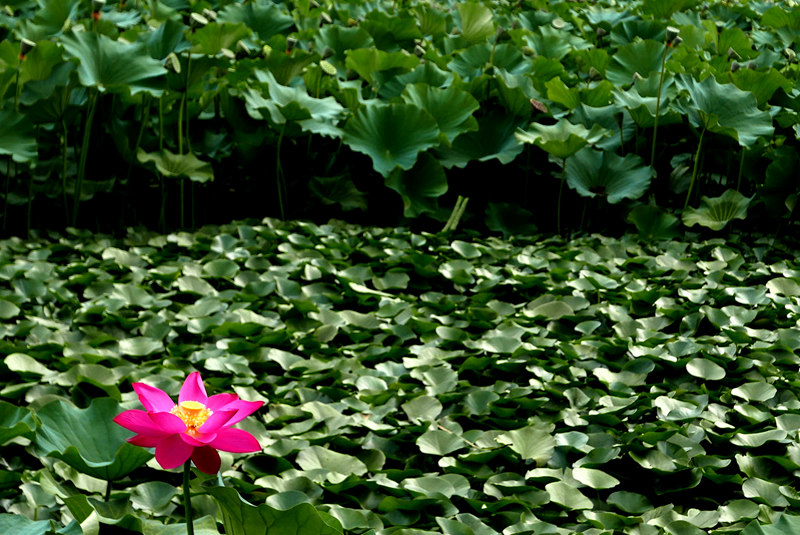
[3,220,800,532]
[2,0,800,234]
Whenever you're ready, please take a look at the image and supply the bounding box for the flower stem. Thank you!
[72,89,98,227]
[183,461,194,535]
[557,157,567,235]
[683,127,706,211]
[650,42,669,167]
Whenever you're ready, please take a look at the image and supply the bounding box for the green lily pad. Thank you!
[497,424,555,465]
[34,398,152,480]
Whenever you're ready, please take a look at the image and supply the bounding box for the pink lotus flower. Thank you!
[113,372,263,474]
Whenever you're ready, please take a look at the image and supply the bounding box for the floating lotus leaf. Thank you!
[341,101,439,177]
[682,189,753,230]
[137,149,214,182]
[34,398,152,480]
[209,486,343,535]
[676,74,774,148]
[566,148,654,203]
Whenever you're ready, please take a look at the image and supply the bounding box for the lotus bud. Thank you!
[310,0,320,7]
[92,0,106,12]
[320,12,332,24]
[414,44,425,57]
[588,66,600,80]
[530,98,548,114]
[202,9,217,22]
[262,44,272,58]
[747,61,756,70]
[727,47,740,59]
[730,61,740,72]
[632,72,643,83]
[286,36,298,51]
[666,26,680,42]
[321,46,333,60]
[4,6,14,16]
[785,48,797,62]
[522,46,535,56]
[347,17,356,26]
[671,36,682,47]
[190,12,209,30]
[19,38,36,60]
[221,48,235,60]
[236,40,250,58]
[551,18,565,29]
[164,52,181,73]
[320,60,337,76]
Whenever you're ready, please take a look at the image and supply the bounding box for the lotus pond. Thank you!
[2,220,800,534]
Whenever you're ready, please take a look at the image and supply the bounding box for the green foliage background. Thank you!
[1,0,799,235]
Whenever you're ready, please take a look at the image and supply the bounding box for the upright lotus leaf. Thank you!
[379,62,453,99]
[494,70,539,117]
[401,83,479,145]
[743,514,800,534]
[386,152,448,218]
[729,68,792,107]
[189,22,251,56]
[341,101,440,177]
[345,48,419,88]
[527,26,589,60]
[60,31,167,93]
[261,36,316,85]
[361,10,422,51]
[546,77,580,109]
[437,109,525,168]
[457,2,495,44]
[18,40,63,86]
[516,118,607,159]
[0,110,37,162]
[34,397,152,480]
[15,0,80,40]
[313,25,374,76]
[614,76,682,128]
[682,189,753,230]
[137,148,214,182]
[209,486,343,535]
[145,18,190,60]
[218,0,294,41]
[247,69,345,137]
[641,0,695,19]
[627,205,680,239]
[676,75,774,148]
[0,400,35,445]
[606,40,665,86]
[448,43,531,81]
[566,148,654,203]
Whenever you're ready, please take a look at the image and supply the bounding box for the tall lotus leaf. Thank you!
[189,22,251,56]
[401,83,479,145]
[0,42,17,102]
[218,1,293,41]
[247,70,345,137]
[438,109,525,168]
[0,401,35,445]
[614,76,682,128]
[676,75,774,148]
[627,205,680,239]
[0,110,37,162]
[208,486,343,535]
[19,40,62,85]
[342,102,439,177]
[345,48,419,87]
[449,43,531,81]
[566,148,654,203]
[34,398,152,480]
[16,0,80,40]
[379,62,453,99]
[361,11,422,51]
[641,0,695,19]
[610,20,665,46]
[494,70,538,117]
[137,149,214,183]
[386,152,448,218]
[61,31,166,93]
[682,189,753,230]
[146,18,190,60]
[527,26,588,60]
[516,118,607,159]
[314,25,374,76]
[457,3,495,44]
[606,40,665,86]
[729,68,792,107]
